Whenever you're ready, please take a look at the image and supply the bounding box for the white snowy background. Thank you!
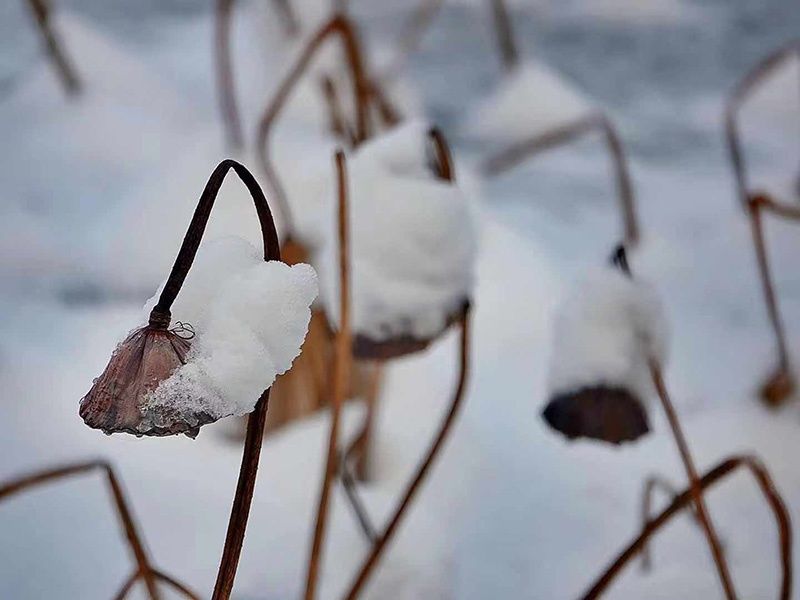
[1,0,799,598]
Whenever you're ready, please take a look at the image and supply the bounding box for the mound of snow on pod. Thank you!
[142,237,318,428]
[318,121,477,341]
[467,62,593,145]
[548,264,669,403]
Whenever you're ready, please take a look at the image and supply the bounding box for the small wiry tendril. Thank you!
[170,321,196,340]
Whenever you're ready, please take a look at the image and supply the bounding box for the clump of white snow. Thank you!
[547,264,669,402]
[141,237,318,430]
[317,120,478,341]
[467,62,594,146]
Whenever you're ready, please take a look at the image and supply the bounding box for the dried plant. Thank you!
[725,40,800,406]
[585,455,791,599]
[256,13,401,243]
[253,12,401,453]
[481,111,640,246]
[548,247,793,599]
[303,129,472,600]
[24,0,81,96]
[81,160,284,600]
[215,0,243,150]
[0,459,199,600]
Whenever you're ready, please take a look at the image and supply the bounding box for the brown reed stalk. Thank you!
[746,193,800,405]
[583,455,792,599]
[215,0,244,150]
[481,111,640,246]
[0,460,199,600]
[611,250,735,597]
[342,128,470,599]
[157,160,284,600]
[343,308,470,600]
[304,150,352,600]
[321,75,354,144]
[24,0,81,95]
[639,475,702,571]
[648,362,737,599]
[256,13,404,239]
[725,42,799,405]
[256,14,373,240]
[725,40,800,209]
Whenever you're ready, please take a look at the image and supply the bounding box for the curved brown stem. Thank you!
[321,75,354,144]
[747,193,800,405]
[25,0,81,96]
[482,112,639,246]
[725,41,800,209]
[583,455,792,600]
[650,363,737,599]
[152,159,280,323]
[304,150,352,600]
[215,0,244,151]
[256,14,373,239]
[488,0,519,72]
[639,474,703,571]
[147,160,283,600]
[0,460,163,600]
[212,389,272,599]
[344,307,471,600]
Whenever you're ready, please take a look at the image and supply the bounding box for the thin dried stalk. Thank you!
[180,161,282,600]
[256,14,373,239]
[320,75,354,144]
[639,475,702,571]
[649,362,736,599]
[215,0,244,150]
[339,441,378,543]
[25,0,81,95]
[725,41,800,209]
[0,460,200,600]
[482,111,640,245]
[747,193,800,405]
[488,0,519,71]
[615,253,735,597]
[582,455,792,599]
[344,308,471,600]
[304,150,352,600]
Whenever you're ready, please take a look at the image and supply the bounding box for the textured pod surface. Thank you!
[542,385,650,445]
[79,325,207,437]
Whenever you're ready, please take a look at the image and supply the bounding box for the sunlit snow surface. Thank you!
[1,0,800,598]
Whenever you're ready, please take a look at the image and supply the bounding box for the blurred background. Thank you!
[0,0,799,598]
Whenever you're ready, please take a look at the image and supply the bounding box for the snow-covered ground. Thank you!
[1,0,799,598]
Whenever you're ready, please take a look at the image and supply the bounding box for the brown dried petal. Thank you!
[79,324,203,437]
[542,385,650,445]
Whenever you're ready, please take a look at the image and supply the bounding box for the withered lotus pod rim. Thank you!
[352,300,471,360]
[80,159,281,438]
[542,385,650,445]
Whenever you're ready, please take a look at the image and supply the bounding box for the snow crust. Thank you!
[548,266,669,402]
[143,237,318,422]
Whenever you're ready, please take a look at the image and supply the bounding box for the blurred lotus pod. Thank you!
[542,384,650,445]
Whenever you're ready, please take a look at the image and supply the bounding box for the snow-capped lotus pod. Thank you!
[80,159,289,437]
[79,311,203,437]
[541,253,668,445]
[321,123,477,359]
